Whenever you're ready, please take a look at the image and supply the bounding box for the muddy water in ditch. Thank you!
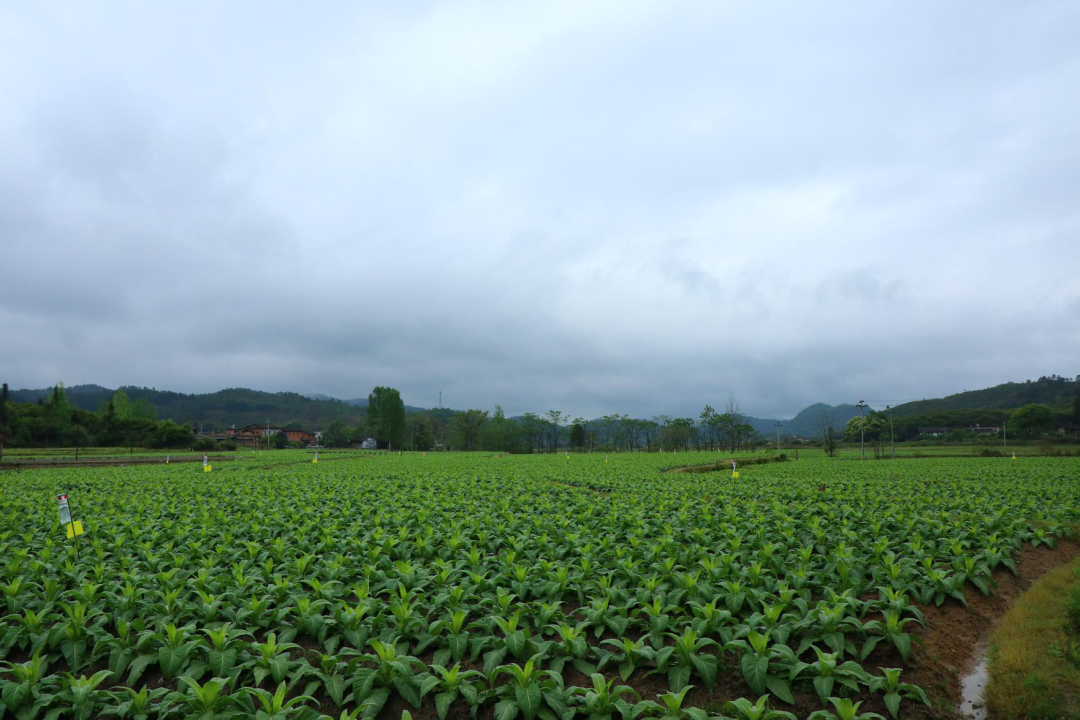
[958,640,990,719]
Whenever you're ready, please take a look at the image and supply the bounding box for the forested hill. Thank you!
[746,403,862,438]
[890,375,1079,417]
[9,385,365,431]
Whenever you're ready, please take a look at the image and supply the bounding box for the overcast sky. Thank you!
[2,2,1078,419]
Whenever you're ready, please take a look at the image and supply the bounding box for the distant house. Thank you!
[918,427,950,437]
[225,424,283,446]
[352,436,378,449]
[228,424,283,438]
[285,428,316,446]
[968,424,1000,435]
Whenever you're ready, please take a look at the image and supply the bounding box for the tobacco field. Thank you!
[2,452,1078,719]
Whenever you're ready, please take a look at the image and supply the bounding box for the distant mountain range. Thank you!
[746,375,1077,438]
[9,375,1076,435]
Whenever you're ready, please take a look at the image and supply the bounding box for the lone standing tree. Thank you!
[546,410,564,453]
[367,387,407,450]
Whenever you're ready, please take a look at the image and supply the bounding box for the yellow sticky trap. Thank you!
[66,521,84,538]
[312,458,318,464]
[204,464,212,473]
[732,471,740,478]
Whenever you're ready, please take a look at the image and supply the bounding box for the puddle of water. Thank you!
[959,648,989,719]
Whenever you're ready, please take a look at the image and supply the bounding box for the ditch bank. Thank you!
[907,538,1080,718]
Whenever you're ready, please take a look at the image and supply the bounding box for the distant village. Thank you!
[195,423,377,449]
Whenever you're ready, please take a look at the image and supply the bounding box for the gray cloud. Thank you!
[1,1,1078,420]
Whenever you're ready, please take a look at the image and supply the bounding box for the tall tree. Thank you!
[520,413,544,452]
[111,389,132,419]
[452,409,489,451]
[49,382,71,425]
[488,405,509,451]
[367,387,407,449]
[818,412,839,458]
[1009,403,1055,437]
[570,419,586,451]
[0,382,7,459]
[546,410,564,452]
[699,405,717,450]
[407,413,436,451]
[323,420,353,447]
[0,382,8,432]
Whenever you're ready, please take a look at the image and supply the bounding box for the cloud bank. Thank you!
[2,1,1078,418]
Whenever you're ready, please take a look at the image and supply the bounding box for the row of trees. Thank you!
[0,383,195,455]
[315,389,766,453]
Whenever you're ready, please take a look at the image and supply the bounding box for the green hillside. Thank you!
[891,375,1078,416]
[10,385,365,431]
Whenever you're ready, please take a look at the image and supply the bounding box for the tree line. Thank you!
[0,383,195,456]
[316,390,764,453]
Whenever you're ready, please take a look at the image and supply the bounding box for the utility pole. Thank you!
[775,421,782,452]
[266,418,270,450]
[856,400,869,460]
[886,405,895,459]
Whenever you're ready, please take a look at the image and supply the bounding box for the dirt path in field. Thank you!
[665,455,789,474]
[0,455,242,470]
[907,538,1080,718]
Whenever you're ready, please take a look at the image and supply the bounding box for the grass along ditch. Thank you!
[981,551,1080,718]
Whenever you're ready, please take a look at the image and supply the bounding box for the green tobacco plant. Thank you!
[733,631,796,704]
[598,636,657,681]
[351,637,425,716]
[247,632,302,686]
[418,663,486,720]
[100,685,173,720]
[655,627,719,691]
[1,652,60,720]
[806,697,886,720]
[239,680,317,719]
[539,622,596,675]
[492,657,569,720]
[867,668,930,719]
[634,686,714,720]
[197,623,253,680]
[790,646,869,702]
[724,695,797,720]
[566,672,639,720]
[174,676,243,719]
[56,670,114,720]
[860,611,921,662]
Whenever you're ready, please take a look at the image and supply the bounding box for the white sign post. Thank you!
[56,493,82,554]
